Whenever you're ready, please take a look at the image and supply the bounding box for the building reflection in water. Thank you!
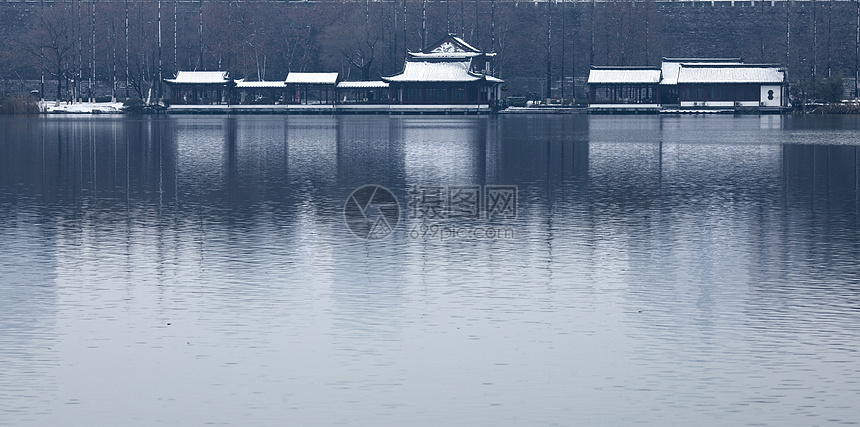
[2,114,860,424]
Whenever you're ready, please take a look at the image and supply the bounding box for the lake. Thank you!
[2,114,859,425]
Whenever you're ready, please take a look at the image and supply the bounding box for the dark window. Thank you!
[450,87,465,102]
[595,86,615,103]
[405,87,421,102]
[424,88,445,103]
[467,87,478,102]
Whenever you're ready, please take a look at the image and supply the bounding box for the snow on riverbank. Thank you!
[40,101,124,114]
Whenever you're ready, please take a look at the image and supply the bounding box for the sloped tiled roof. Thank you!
[660,59,746,85]
[677,65,785,84]
[383,60,484,83]
[164,71,230,84]
[588,68,662,84]
[285,72,339,85]
[235,79,286,88]
[337,81,389,89]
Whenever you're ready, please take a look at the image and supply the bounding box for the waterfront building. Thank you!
[285,72,340,105]
[234,79,287,105]
[163,35,500,113]
[586,67,663,112]
[587,58,788,112]
[659,58,744,105]
[336,81,390,104]
[675,63,786,110]
[163,71,233,105]
[382,34,503,107]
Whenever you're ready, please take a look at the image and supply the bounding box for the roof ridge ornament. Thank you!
[431,41,466,54]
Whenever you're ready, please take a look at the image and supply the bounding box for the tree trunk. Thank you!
[590,0,595,66]
[40,0,45,100]
[446,0,450,34]
[174,0,177,73]
[475,0,480,49]
[76,0,81,102]
[813,0,817,78]
[125,0,129,98]
[158,0,162,100]
[827,0,831,78]
[645,0,650,65]
[546,0,552,100]
[461,0,465,37]
[786,0,791,70]
[572,2,577,102]
[491,0,495,51]
[199,0,204,70]
[90,0,95,102]
[561,0,565,101]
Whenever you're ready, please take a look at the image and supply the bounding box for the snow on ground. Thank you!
[40,101,125,114]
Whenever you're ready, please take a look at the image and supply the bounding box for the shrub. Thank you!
[810,75,845,103]
[0,93,41,114]
[122,97,145,113]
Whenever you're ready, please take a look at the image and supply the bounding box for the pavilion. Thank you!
[163,71,233,105]
[382,34,503,107]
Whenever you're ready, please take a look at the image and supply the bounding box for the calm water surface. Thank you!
[1,114,859,425]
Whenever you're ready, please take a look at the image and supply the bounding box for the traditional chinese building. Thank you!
[587,58,788,112]
[659,58,744,105]
[164,71,233,105]
[336,81,390,104]
[675,63,786,109]
[233,79,286,105]
[587,66,662,112]
[382,34,503,107]
[286,72,339,105]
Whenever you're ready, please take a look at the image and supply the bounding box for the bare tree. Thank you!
[813,0,817,78]
[321,9,380,80]
[491,0,495,52]
[199,0,204,70]
[158,0,163,99]
[546,0,553,99]
[561,0,565,100]
[28,2,75,100]
[90,0,95,101]
[125,0,129,98]
[786,0,792,69]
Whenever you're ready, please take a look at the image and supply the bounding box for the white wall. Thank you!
[760,85,782,107]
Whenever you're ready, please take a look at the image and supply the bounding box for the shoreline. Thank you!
[6,101,860,115]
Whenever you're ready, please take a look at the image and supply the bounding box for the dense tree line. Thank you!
[0,0,858,102]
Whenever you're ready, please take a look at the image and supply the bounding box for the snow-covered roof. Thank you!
[384,60,483,83]
[165,71,229,84]
[448,35,480,52]
[235,79,286,88]
[677,65,785,84]
[337,81,389,89]
[661,59,744,85]
[662,57,744,63]
[285,72,339,85]
[410,33,493,59]
[588,68,662,84]
[410,51,484,59]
